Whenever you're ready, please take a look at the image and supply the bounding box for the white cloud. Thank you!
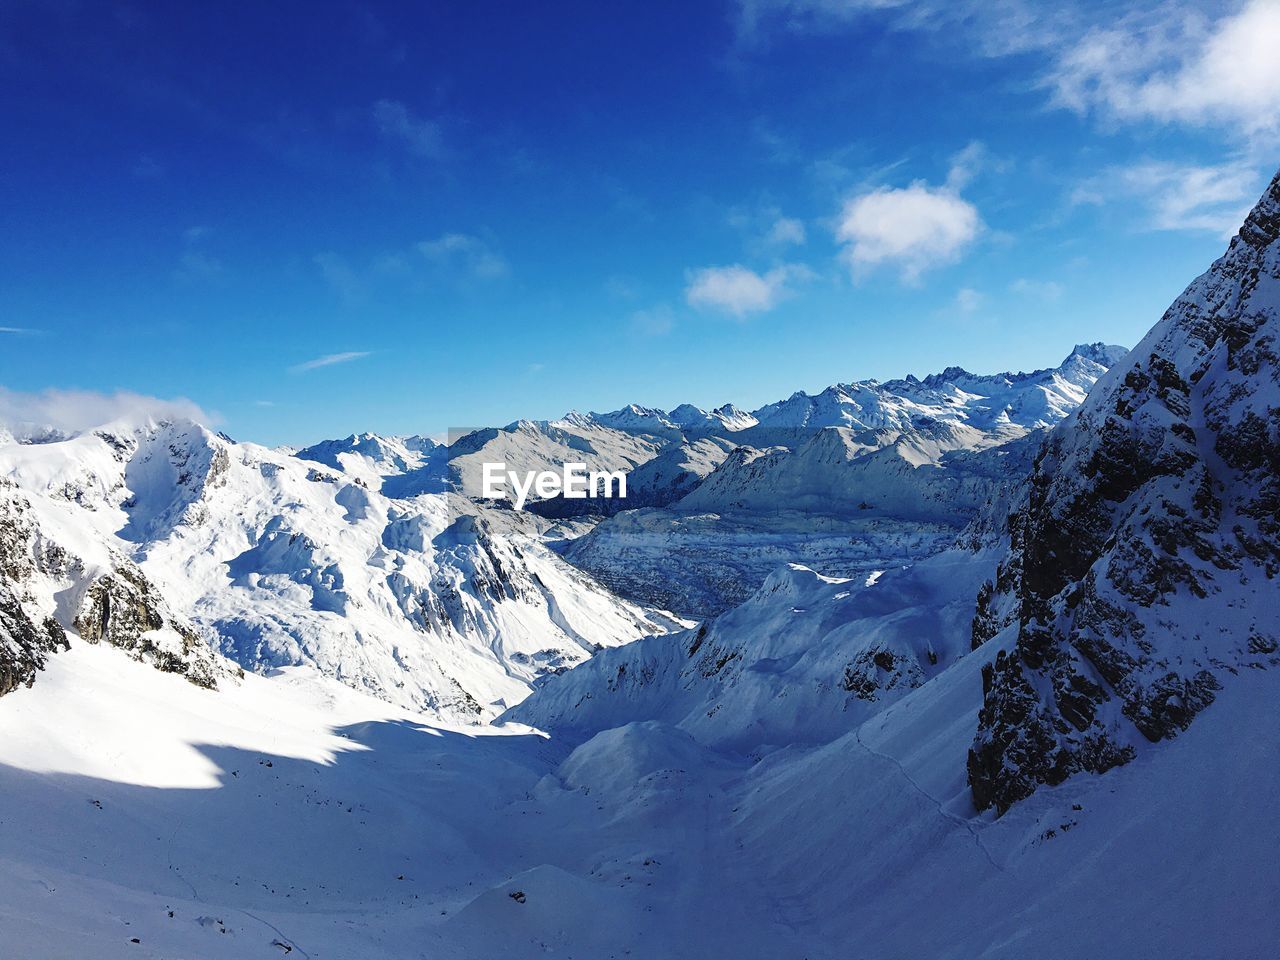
[945,141,989,191]
[372,99,445,159]
[0,326,38,334]
[0,387,213,439]
[836,180,982,281]
[132,154,164,179]
[1047,0,1280,137]
[418,233,509,279]
[289,351,372,374]
[727,204,808,252]
[1074,159,1259,236]
[685,264,810,318]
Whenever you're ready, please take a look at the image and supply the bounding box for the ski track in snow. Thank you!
[854,722,1002,872]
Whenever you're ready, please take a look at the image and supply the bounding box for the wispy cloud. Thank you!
[174,250,224,283]
[765,216,807,247]
[289,351,372,374]
[728,202,808,253]
[1046,0,1280,138]
[173,224,224,283]
[132,154,165,179]
[417,233,509,279]
[953,287,984,315]
[0,326,39,335]
[373,99,445,159]
[685,263,812,318]
[736,1,1280,144]
[736,0,911,45]
[1072,158,1260,236]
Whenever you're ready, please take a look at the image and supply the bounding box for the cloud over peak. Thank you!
[0,387,214,439]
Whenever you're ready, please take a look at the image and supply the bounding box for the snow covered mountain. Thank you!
[565,345,1122,616]
[295,431,441,488]
[0,340,1125,716]
[749,342,1126,434]
[0,420,679,720]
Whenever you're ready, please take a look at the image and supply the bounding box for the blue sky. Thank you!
[2,0,1278,445]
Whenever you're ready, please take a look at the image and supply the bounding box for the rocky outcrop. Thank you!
[968,168,1280,815]
[0,475,228,697]
[0,581,67,697]
[0,479,72,695]
[74,564,225,689]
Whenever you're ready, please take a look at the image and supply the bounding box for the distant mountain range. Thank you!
[0,344,1123,719]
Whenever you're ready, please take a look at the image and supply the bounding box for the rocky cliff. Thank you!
[968,168,1280,814]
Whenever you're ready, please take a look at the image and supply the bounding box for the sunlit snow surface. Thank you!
[1,636,1275,958]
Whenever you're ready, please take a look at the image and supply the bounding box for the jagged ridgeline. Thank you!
[968,167,1280,814]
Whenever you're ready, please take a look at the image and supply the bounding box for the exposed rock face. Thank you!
[0,581,67,697]
[0,479,72,695]
[968,168,1280,815]
[74,565,224,689]
[0,476,228,697]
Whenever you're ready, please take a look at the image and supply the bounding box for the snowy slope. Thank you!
[1,608,1276,958]
[506,548,998,753]
[295,432,440,489]
[522,167,1280,819]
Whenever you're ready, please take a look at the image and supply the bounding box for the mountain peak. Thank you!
[1238,166,1280,250]
[1065,342,1129,368]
